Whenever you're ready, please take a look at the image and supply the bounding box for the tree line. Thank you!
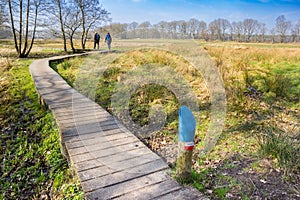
[102,16,300,43]
[0,0,110,57]
[0,0,300,58]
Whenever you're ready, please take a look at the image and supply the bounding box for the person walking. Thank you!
[94,32,100,49]
[105,32,112,51]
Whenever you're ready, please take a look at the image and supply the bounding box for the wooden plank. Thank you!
[58,116,117,128]
[152,187,209,200]
[74,152,159,172]
[85,171,177,200]
[70,142,148,164]
[62,127,128,145]
[53,110,113,121]
[67,135,139,156]
[81,166,169,193]
[78,156,164,182]
[62,125,128,141]
[114,179,182,200]
[64,129,125,149]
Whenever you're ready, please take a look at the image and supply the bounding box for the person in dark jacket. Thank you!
[94,32,100,49]
[105,32,112,51]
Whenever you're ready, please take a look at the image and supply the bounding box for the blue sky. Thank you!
[100,0,300,29]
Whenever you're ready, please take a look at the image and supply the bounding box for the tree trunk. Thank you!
[80,2,85,49]
[25,1,38,57]
[21,0,30,56]
[19,0,23,56]
[70,33,76,53]
[8,0,19,53]
[57,0,67,51]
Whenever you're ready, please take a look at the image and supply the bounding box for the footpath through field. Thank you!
[29,51,207,200]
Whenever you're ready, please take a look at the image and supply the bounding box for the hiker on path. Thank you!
[105,32,112,51]
[94,32,100,49]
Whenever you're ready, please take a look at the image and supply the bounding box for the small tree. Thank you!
[231,21,243,42]
[188,18,199,39]
[128,21,138,38]
[208,20,217,41]
[50,0,67,51]
[64,3,81,53]
[276,15,291,43]
[291,20,300,42]
[258,23,267,42]
[270,28,276,43]
[7,0,41,58]
[243,18,259,42]
[74,0,110,50]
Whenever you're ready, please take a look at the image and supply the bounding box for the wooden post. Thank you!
[176,141,194,182]
[176,106,196,182]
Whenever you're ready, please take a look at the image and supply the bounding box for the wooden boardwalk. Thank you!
[29,52,207,200]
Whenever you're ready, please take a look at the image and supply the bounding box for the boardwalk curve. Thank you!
[29,51,207,200]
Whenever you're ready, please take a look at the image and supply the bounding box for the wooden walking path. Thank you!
[29,51,207,200]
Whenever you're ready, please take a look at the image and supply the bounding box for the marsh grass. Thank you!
[205,43,299,171]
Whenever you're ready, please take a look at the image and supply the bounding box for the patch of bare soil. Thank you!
[208,154,300,199]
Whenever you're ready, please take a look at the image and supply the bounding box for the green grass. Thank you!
[0,60,84,199]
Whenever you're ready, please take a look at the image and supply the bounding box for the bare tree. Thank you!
[276,15,291,43]
[169,21,178,39]
[138,21,151,39]
[291,20,300,42]
[243,18,259,42]
[270,28,276,43]
[64,2,81,52]
[208,20,218,40]
[74,0,110,49]
[0,1,7,26]
[220,18,230,40]
[158,21,168,39]
[209,18,230,41]
[0,1,11,38]
[102,23,127,38]
[197,20,207,40]
[231,21,243,42]
[188,18,199,38]
[178,20,188,39]
[51,0,67,51]
[257,22,267,42]
[128,21,138,38]
[7,0,41,58]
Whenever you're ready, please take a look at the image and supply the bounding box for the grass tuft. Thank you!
[257,124,300,174]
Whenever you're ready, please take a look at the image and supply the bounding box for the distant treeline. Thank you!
[99,16,300,43]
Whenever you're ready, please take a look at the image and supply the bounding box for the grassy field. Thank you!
[1,39,299,199]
